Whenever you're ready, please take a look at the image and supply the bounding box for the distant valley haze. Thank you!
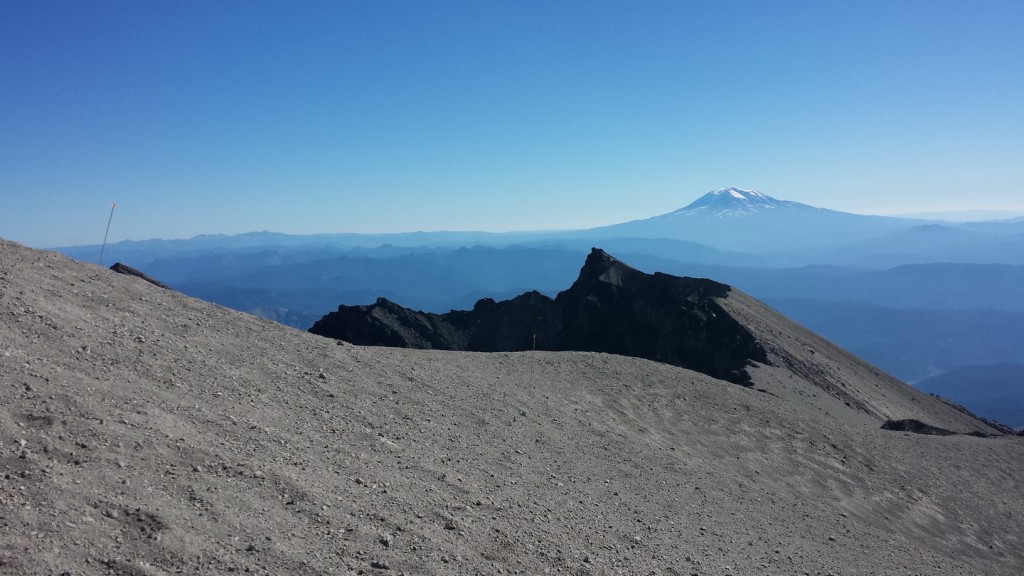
[45,186,1024,429]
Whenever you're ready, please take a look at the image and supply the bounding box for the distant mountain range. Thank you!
[57,187,1024,267]
[894,209,1024,221]
[51,187,1024,427]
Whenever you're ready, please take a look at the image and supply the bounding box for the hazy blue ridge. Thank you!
[915,364,1024,429]
[763,298,1024,383]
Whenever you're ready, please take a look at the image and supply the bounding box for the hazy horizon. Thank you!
[3,1,1023,247]
[33,189,1024,250]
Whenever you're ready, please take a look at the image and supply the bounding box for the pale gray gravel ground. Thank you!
[2,238,1022,575]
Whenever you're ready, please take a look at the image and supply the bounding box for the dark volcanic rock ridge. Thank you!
[109,262,170,289]
[310,248,769,385]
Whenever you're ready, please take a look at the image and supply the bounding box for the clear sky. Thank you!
[2,0,1022,247]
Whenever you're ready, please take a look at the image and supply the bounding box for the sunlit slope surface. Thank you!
[718,288,1000,433]
[1,238,1022,575]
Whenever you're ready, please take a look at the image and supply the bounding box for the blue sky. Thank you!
[2,1,1022,247]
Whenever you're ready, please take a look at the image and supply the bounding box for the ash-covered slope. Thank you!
[311,249,997,434]
[718,289,1002,434]
[310,248,768,385]
[3,238,1023,576]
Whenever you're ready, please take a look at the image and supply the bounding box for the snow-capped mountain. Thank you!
[669,187,814,217]
[585,187,922,253]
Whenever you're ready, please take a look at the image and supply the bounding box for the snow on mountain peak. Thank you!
[669,187,804,218]
[712,187,763,199]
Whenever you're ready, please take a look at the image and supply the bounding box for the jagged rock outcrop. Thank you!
[310,248,768,385]
[880,418,997,437]
[110,262,170,289]
[308,248,1004,435]
[881,418,959,436]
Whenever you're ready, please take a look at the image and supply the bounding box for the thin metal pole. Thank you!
[98,202,116,266]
